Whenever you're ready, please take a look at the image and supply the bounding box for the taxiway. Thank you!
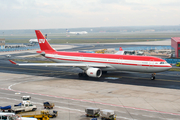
[0,43,180,120]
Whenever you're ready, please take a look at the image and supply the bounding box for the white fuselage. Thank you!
[44,53,171,73]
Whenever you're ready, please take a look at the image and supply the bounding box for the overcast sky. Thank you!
[0,0,180,30]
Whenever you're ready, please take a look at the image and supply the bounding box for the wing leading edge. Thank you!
[8,60,108,68]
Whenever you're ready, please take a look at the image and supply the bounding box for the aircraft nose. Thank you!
[167,64,172,70]
[169,63,172,67]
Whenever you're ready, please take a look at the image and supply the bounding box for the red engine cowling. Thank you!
[86,68,102,78]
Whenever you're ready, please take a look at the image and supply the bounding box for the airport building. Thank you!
[0,39,5,49]
[171,37,180,58]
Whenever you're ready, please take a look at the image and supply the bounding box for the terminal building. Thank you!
[0,39,5,49]
[171,37,180,58]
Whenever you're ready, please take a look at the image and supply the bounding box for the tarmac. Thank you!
[0,39,180,120]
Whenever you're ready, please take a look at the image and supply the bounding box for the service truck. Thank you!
[21,96,31,104]
[1,102,37,113]
[12,102,37,113]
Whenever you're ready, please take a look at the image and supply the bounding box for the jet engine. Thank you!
[86,68,102,78]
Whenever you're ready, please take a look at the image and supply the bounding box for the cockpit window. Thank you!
[160,62,167,64]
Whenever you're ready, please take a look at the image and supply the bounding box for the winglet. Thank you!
[119,47,123,51]
[9,60,17,65]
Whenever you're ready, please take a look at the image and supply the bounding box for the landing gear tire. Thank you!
[151,76,155,80]
[78,73,83,77]
[151,73,156,80]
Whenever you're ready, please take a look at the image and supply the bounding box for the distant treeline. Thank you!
[1,25,180,35]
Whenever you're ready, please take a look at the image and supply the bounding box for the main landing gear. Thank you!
[151,73,156,80]
[78,72,88,77]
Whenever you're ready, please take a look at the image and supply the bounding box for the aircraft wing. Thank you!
[115,51,124,55]
[115,47,124,55]
[9,60,108,68]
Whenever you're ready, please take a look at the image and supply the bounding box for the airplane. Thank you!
[9,30,172,80]
[66,29,88,35]
[29,34,50,44]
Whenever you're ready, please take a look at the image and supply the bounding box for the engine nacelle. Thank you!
[86,68,102,78]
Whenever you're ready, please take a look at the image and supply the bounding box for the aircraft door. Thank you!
[119,58,123,65]
[79,55,84,62]
[149,59,154,67]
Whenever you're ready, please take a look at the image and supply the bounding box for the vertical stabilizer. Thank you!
[35,30,55,51]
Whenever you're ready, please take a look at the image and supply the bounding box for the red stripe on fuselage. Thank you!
[38,51,166,62]
[45,56,171,68]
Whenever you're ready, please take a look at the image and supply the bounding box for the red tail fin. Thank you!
[35,30,55,51]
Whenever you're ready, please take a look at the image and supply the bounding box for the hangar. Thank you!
[171,37,180,58]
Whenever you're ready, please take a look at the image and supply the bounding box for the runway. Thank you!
[0,44,180,120]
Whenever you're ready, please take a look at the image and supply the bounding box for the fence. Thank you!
[115,46,171,51]
[163,58,180,64]
[0,45,40,52]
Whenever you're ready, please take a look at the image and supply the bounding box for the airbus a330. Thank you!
[9,30,172,80]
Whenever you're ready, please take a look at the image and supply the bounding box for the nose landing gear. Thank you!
[151,73,156,80]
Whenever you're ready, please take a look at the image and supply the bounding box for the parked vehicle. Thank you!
[85,108,116,120]
[100,109,116,120]
[0,105,12,112]
[43,102,54,109]
[85,107,100,117]
[176,62,180,67]
[21,110,58,120]
[0,112,37,120]
[0,102,37,113]
[21,96,31,104]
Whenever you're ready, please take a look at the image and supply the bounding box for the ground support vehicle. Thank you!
[85,107,100,117]
[0,112,37,120]
[21,96,31,104]
[100,109,116,120]
[43,102,54,109]
[95,49,107,54]
[21,110,58,120]
[1,102,37,113]
[0,105,12,112]
[12,102,37,113]
[91,118,97,120]
[176,62,180,67]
